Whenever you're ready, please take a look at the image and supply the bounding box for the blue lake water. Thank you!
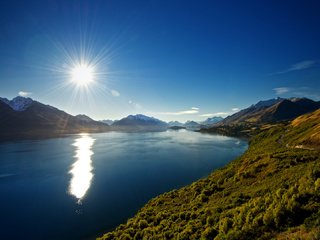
[0,130,247,240]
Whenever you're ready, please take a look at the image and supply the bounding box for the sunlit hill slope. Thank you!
[202,97,320,138]
[99,108,320,239]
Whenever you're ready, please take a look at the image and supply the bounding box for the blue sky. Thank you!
[0,0,320,122]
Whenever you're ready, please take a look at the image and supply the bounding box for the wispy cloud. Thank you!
[160,110,199,116]
[200,112,230,117]
[288,60,316,71]
[155,107,199,116]
[128,100,142,109]
[111,89,120,97]
[200,107,240,118]
[271,60,317,75]
[273,87,290,95]
[272,86,320,100]
[18,91,32,97]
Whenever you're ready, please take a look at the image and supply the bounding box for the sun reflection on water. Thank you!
[69,134,95,204]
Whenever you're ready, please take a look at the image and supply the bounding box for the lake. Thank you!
[0,130,247,240]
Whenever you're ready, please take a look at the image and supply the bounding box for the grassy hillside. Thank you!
[290,109,320,148]
[98,110,320,240]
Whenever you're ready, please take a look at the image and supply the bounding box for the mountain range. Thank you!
[217,97,320,126]
[1,96,319,140]
[0,96,110,139]
[0,97,196,138]
[168,117,224,130]
[203,97,320,137]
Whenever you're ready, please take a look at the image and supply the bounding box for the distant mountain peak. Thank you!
[0,96,33,111]
[168,121,184,127]
[184,120,202,130]
[201,116,224,125]
[185,120,198,124]
[112,114,167,131]
[127,114,157,121]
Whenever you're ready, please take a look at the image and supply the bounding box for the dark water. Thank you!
[0,130,247,240]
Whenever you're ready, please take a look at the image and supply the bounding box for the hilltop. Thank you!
[98,108,320,239]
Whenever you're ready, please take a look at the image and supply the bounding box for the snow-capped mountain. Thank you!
[0,96,33,111]
[168,121,184,127]
[0,96,110,139]
[111,114,168,131]
[168,118,222,130]
[125,114,158,122]
[184,120,202,130]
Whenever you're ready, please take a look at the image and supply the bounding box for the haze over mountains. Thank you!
[100,119,115,125]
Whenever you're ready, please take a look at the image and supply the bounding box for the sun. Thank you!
[71,63,95,87]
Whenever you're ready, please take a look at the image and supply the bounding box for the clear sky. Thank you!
[0,0,319,122]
